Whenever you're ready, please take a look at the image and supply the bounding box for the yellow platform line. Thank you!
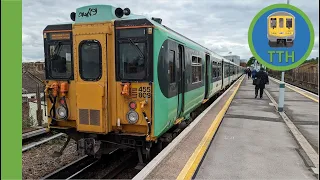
[177,76,244,180]
[270,78,318,103]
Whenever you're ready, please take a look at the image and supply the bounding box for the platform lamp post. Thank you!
[278,0,289,112]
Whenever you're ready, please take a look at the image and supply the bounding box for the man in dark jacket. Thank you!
[254,67,269,98]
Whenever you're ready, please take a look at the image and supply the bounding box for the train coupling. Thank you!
[77,138,101,157]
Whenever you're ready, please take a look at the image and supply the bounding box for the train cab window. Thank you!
[286,18,293,28]
[119,42,146,80]
[116,28,148,81]
[270,18,277,29]
[47,43,72,79]
[79,40,102,81]
[279,18,284,28]
[169,50,175,83]
[192,56,202,83]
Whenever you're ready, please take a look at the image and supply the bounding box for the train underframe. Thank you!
[268,37,294,47]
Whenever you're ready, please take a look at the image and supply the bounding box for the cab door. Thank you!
[278,17,285,37]
[73,23,109,133]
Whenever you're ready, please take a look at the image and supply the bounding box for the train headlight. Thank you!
[126,110,139,124]
[56,106,67,119]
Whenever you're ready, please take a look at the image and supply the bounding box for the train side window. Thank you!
[212,62,216,78]
[192,56,202,83]
[279,18,284,28]
[270,18,277,29]
[79,40,102,81]
[169,50,175,83]
[286,18,293,28]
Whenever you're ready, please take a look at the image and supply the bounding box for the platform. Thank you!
[133,76,319,180]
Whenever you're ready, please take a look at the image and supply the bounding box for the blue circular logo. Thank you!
[248,4,314,71]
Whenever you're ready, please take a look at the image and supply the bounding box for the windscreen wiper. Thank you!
[50,41,62,59]
[128,38,145,59]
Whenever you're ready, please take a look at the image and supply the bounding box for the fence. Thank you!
[268,70,318,94]
[22,85,47,131]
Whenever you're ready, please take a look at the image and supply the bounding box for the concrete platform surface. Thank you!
[266,78,319,153]
[142,78,244,180]
[195,78,317,180]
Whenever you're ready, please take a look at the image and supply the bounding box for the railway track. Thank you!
[41,149,138,179]
[22,132,64,152]
[23,128,48,141]
[40,155,97,179]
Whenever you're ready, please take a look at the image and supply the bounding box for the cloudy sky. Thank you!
[23,0,319,62]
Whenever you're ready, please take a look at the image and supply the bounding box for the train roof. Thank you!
[46,4,240,66]
[268,11,294,17]
[43,23,72,32]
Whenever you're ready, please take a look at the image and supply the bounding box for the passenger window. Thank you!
[169,50,175,83]
[79,40,102,81]
[212,61,218,78]
[192,56,202,83]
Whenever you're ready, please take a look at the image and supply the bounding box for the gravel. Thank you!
[22,135,82,179]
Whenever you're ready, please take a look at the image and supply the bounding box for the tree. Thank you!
[303,57,319,64]
[246,56,256,67]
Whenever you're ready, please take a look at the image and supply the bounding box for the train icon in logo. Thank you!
[267,11,295,48]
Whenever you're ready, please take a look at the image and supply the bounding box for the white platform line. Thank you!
[133,76,244,180]
[264,89,319,174]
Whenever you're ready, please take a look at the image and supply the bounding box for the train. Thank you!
[267,11,295,47]
[43,4,244,166]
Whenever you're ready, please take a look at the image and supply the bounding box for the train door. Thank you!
[204,54,210,99]
[279,17,285,39]
[221,60,224,88]
[228,63,231,84]
[177,45,185,117]
[74,24,109,133]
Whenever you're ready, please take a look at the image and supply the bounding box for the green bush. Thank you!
[22,115,35,128]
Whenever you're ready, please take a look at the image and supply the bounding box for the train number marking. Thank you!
[138,87,151,98]
[78,8,98,17]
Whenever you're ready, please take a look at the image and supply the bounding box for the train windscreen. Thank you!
[46,40,73,79]
[270,18,277,29]
[116,28,148,81]
[286,18,293,28]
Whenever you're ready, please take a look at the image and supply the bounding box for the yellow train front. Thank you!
[267,11,295,47]
[43,5,154,160]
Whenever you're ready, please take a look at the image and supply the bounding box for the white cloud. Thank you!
[23,0,319,62]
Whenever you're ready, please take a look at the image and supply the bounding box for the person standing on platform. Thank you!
[254,67,269,98]
[247,68,252,79]
[252,69,257,79]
